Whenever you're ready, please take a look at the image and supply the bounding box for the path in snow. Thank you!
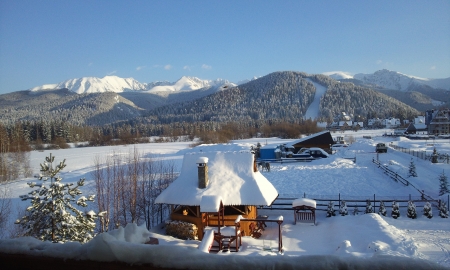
[303,79,327,120]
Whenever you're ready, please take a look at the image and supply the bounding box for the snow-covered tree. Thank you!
[378,201,386,216]
[16,154,98,243]
[352,206,359,216]
[423,202,432,219]
[439,201,449,218]
[365,200,373,214]
[438,170,449,196]
[339,201,348,216]
[431,148,438,164]
[326,201,336,217]
[406,201,417,219]
[407,158,417,177]
[391,201,400,219]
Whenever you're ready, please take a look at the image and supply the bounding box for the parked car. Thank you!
[376,143,388,153]
[331,144,349,152]
[293,147,329,159]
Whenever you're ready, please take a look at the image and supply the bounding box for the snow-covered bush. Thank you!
[391,201,400,219]
[352,206,359,216]
[439,201,449,218]
[406,201,417,219]
[378,201,386,216]
[365,200,373,214]
[423,202,432,219]
[16,154,98,243]
[326,201,336,217]
[339,201,348,216]
[438,170,449,196]
[407,158,417,177]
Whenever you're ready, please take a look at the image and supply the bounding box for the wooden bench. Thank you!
[294,209,315,225]
[292,198,316,225]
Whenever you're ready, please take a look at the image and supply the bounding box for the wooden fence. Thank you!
[262,195,448,216]
[389,143,450,163]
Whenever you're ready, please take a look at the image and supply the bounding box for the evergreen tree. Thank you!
[406,201,417,219]
[391,201,400,219]
[365,199,373,214]
[378,201,387,216]
[339,200,348,216]
[326,201,336,217]
[423,201,433,219]
[438,170,450,196]
[431,148,438,163]
[352,206,359,215]
[407,158,417,177]
[16,154,98,243]
[439,201,449,218]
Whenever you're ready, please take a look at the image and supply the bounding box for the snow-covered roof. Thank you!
[259,143,280,150]
[200,195,222,213]
[155,151,279,206]
[292,198,316,208]
[285,131,330,148]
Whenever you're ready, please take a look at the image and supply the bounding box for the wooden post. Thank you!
[277,220,283,252]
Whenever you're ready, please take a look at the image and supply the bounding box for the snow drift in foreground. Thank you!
[0,223,446,270]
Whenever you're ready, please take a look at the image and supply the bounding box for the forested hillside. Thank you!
[0,71,428,127]
[144,71,420,124]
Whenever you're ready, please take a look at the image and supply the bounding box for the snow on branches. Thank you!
[407,158,417,178]
[438,170,449,196]
[16,154,98,243]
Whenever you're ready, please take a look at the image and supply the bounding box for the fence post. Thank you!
[374,194,376,213]
[339,193,341,212]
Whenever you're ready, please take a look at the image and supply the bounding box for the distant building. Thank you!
[426,109,450,135]
[382,118,401,129]
[352,122,364,129]
[367,118,383,128]
[329,112,353,130]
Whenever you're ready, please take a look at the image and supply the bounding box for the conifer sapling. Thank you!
[423,201,432,219]
[16,154,98,243]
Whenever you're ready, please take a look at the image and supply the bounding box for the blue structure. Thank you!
[259,144,280,160]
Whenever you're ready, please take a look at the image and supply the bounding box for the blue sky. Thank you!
[0,0,449,94]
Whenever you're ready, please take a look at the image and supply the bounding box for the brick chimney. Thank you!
[197,157,209,189]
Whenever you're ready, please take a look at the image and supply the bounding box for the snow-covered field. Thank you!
[1,129,450,269]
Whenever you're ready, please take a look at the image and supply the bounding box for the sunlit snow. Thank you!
[0,129,449,269]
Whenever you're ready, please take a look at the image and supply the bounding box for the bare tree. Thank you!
[0,186,12,239]
[92,149,177,231]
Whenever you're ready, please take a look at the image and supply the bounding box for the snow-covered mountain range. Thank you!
[30,76,234,94]
[326,69,450,91]
[29,69,449,95]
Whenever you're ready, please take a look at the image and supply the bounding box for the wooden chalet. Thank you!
[155,150,279,241]
[285,130,334,153]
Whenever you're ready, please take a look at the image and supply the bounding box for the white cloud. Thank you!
[136,66,146,71]
[183,65,192,71]
[202,64,212,70]
[375,60,393,68]
[430,66,436,70]
[107,70,117,75]
[164,64,172,70]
